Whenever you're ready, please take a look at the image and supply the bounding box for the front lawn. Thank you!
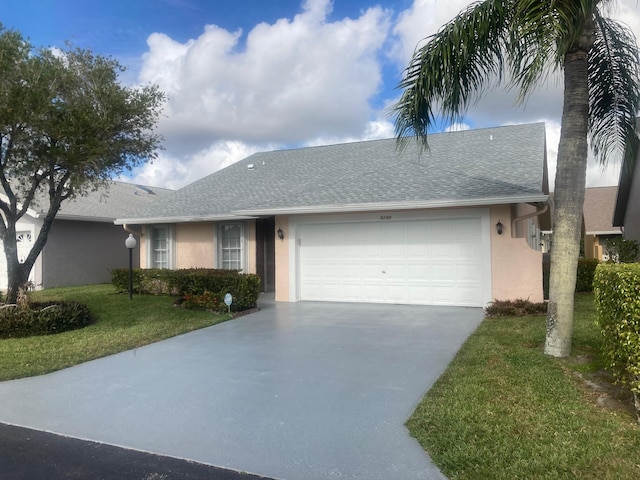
[407,293,640,480]
[0,284,230,381]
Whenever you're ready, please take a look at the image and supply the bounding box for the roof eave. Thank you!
[585,229,623,236]
[56,214,115,223]
[114,214,257,225]
[233,194,550,216]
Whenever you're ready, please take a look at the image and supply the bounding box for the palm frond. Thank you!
[588,12,640,165]
[392,0,513,147]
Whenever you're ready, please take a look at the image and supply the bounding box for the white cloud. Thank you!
[129,0,639,191]
[124,140,262,189]
[391,0,476,65]
[139,0,390,149]
[445,122,471,132]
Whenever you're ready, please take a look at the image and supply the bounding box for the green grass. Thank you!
[0,284,231,381]
[407,293,640,480]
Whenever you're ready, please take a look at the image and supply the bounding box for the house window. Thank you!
[528,218,541,251]
[218,223,245,271]
[149,225,174,269]
[16,231,33,264]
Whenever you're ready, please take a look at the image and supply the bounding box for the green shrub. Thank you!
[593,263,640,421]
[484,298,547,317]
[0,301,93,338]
[576,258,599,292]
[111,268,261,311]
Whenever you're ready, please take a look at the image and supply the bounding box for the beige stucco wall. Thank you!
[491,205,544,302]
[246,220,257,274]
[173,221,257,273]
[274,215,290,301]
[175,223,215,268]
[139,233,148,269]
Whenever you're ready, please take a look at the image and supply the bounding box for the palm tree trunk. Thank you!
[544,46,591,357]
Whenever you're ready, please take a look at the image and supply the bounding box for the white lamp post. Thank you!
[125,234,137,300]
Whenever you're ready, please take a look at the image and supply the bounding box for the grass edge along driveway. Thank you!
[0,284,230,381]
[407,293,640,480]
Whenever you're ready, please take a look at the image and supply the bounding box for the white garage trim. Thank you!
[288,209,492,307]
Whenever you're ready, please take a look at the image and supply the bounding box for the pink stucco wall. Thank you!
[176,223,215,268]
[172,221,257,273]
[490,205,544,302]
[246,220,257,275]
[274,215,290,301]
[139,233,148,269]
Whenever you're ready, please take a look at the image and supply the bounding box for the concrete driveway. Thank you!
[0,296,483,480]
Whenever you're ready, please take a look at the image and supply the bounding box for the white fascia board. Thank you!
[586,229,623,236]
[113,214,257,225]
[0,193,41,218]
[233,194,550,216]
[55,214,115,223]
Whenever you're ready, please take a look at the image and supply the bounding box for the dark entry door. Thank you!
[256,217,275,293]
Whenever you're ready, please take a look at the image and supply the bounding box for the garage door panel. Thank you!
[432,286,457,305]
[299,216,487,306]
[457,264,482,282]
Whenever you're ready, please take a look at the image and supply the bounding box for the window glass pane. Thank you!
[220,223,243,271]
[152,226,169,269]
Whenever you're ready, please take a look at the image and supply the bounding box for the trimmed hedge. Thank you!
[576,258,599,292]
[0,301,93,338]
[593,263,640,421]
[111,268,261,311]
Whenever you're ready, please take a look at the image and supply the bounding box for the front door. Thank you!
[255,217,275,293]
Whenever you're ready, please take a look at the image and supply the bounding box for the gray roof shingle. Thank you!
[32,182,174,222]
[584,186,622,235]
[116,122,548,224]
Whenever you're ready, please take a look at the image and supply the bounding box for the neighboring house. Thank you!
[614,125,640,241]
[116,123,551,307]
[583,186,622,260]
[0,182,172,292]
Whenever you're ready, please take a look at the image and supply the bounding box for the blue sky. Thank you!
[2,0,639,189]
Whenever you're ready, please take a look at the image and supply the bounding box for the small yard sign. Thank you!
[224,293,232,315]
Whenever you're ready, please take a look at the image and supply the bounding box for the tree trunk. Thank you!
[3,216,57,304]
[544,46,591,357]
[2,225,32,304]
[5,261,31,304]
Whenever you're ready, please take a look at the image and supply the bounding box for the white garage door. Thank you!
[298,217,487,306]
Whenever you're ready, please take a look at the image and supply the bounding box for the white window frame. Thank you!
[147,224,175,269]
[217,222,247,271]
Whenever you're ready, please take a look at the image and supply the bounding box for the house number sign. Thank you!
[380,215,392,220]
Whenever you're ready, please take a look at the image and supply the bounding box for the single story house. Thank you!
[116,123,550,307]
[614,125,640,241]
[0,181,172,291]
[583,186,622,260]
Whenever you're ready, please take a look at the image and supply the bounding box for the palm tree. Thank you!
[393,0,640,357]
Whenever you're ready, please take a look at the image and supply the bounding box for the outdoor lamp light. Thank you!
[496,221,504,235]
[125,234,137,300]
[277,228,284,240]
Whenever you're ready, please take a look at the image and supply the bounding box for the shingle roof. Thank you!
[584,186,622,235]
[116,122,548,224]
[34,182,174,222]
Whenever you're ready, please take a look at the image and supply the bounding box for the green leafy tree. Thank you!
[0,26,164,303]
[393,0,640,357]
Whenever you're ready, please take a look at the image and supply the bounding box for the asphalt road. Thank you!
[0,422,274,480]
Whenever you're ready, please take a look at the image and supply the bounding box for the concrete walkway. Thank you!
[0,297,483,480]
